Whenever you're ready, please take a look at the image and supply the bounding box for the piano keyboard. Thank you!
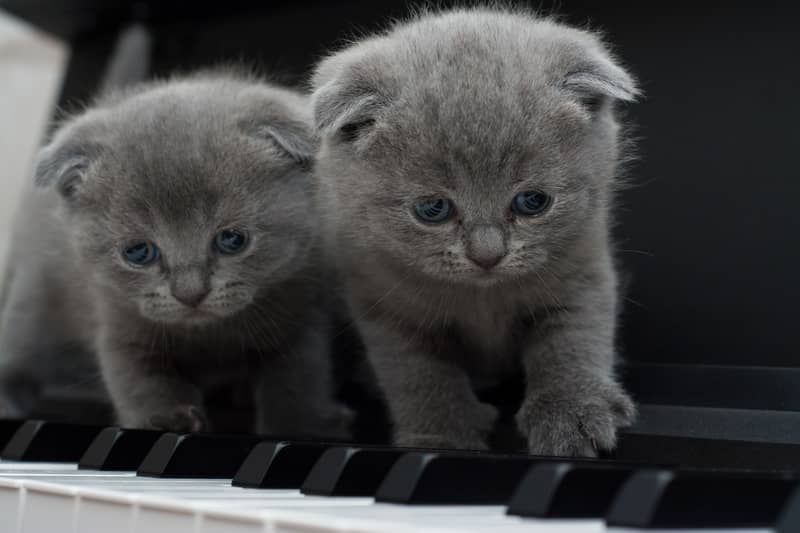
[0,420,797,533]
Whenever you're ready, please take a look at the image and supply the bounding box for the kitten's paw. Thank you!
[516,381,636,457]
[149,404,208,433]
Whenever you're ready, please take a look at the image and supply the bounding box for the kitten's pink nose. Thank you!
[466,225,507,271]
[471,253,503,270]
[171,268,211,308]
[173,289,209,308]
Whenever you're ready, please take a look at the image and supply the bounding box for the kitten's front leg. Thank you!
[516,280,636,457]
[255,319,353,440]
[97,331,205,432]
[361,318,497,450]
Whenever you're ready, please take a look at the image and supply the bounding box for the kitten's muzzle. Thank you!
[170,267,211,308]
[466,225,507,270]
[173,290,210,308]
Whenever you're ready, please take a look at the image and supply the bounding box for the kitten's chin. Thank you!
[177,310,222,326]
[466,271,509,287]
[143,310,217,327]
[428,267,507,287]
[144,305,249,327]
[470,274,504,287]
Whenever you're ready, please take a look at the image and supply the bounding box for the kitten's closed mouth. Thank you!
[176,308,222,325]
[468,269,505,286]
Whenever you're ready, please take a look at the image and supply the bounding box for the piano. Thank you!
[1,0,799,531]
[2,416,800,533]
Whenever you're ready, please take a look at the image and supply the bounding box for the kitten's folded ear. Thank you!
[34,131,99,200]
[312,80,384,141]
[310,51,389,142]
[248,119,317,169]
[561,40,640,111]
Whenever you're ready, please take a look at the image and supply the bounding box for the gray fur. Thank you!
[0,73,349,438]
[311,7,638,455]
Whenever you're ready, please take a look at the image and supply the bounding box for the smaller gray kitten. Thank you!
[312,8,639,456]
[0,73,349,437]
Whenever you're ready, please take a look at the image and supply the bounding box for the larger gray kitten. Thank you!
[311,8,639,456]
[0,73,349,438]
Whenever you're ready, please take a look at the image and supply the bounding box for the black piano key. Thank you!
[777,486,800,532]
[506,462,636,518]
[301,447,406,496]
[376,452,537,504]
[137,433,263,478]
[233,440,330,489]
[0,420,24,449]
[2,420,104,461]
[606,469,799,528]
[79,427,162,471]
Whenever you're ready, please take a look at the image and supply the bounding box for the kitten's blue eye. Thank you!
[214,228,249,255]
[512,190,552,216]
[122,241,159,267]
[414,198,454,223]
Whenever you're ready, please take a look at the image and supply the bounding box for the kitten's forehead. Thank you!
[83,102,301,234]
[85,83,295,199]
[373,77,575,194]
[353,12,594,188]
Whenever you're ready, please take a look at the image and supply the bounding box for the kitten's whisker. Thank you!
[434,286,447,328]
[146,321,159,360]
[251,303,284,342]
[57,370,105,390]
[400,281,429,353]
[248,305,287,361]
[514,277,539,327]
[255,299,298,326]
[534,266,566,309]
[232,314,247,361]
[617,248,655,257]
[335,271,413,338]
[241,312,269,356]
[623,296,647,309]
[243,315,271,367]
[159,323,169,372]
[238,316,261,365]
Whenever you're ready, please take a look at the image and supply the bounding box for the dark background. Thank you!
[3,0,799,370]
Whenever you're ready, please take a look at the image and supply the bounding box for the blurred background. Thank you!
[0,1,798,401]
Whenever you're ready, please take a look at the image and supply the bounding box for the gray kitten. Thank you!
[311,7,639,456]
[0,73,349,438]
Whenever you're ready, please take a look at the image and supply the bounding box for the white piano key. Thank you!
[134,496,199,533]
[164,493,307,506]
[0,462,78,472]
[265,508,425,533]
[20,481,77,533]
[199,513,267,533]
[76,489,136,533]
[0,478,23,533]
[2,472,135,480]
[239,496,375,508]
[263,504,605,533]
[57,479,221,489]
